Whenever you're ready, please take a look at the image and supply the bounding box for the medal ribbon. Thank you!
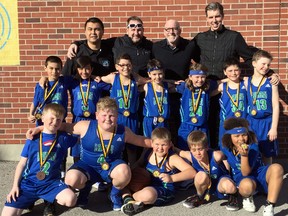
[226,83,240,108]
[119,76,131,109]
[34,80,59,115]
[250,76,265,105]
[97,126,116,159]
[151,82,164,115]
[198,160,211,192]
[191,89,202,114]
[80,79,91,107]
[39,132,58,170]
[154,153,168,170]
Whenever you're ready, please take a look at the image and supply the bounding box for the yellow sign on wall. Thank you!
[0,0,20,65]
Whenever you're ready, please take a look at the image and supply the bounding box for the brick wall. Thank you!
[0,0,287,157]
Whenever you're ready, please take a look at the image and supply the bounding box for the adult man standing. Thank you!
[193,2,255,148]
[63,17,115,77]
[113,16,153,77]
[152,20,199,147]
[194,2,254,80]
[152,19,199,80]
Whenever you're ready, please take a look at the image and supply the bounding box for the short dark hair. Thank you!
[115,53,132,64]
[147,59,163,73]
[45,56,62,68]
[223,57,241,71]
[126,16,143,25]
[205,2,224,17]
[84,17,104,30]
[76,56,92,69]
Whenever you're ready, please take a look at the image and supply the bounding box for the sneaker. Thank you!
[263,204,274,216]
[76,184,92,209]
[183,194,206,209]
[121,201,144,215]
[226,194,239,211]
[110,192,123,211]
[92,182,110,192]
[43,201,56,216]
[242,196,256,213]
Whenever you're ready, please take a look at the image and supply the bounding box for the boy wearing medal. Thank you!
[98,53,146,164]
[177,130,239,211]
[142,59,176,137]
[2,104,78,216]
[215,58,248,150]
[176,63,218,150]
[69,56,110,162]
[27,97,153,211]
[120,127,196,216]
[246,50,279,165]
[28,56,70,126]
[221,117,283,215]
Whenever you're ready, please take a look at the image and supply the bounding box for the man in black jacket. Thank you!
[112,16,153,77]
[152,19,199,80]
[194,2,255,149]
[194,2,254,80]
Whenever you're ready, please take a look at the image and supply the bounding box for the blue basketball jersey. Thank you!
[143,82,169,118]
[247,77,273,119]
[110,74,139,115]
[145,149,175,191]
[80,120,126,169]
[21,132,77,185]
[219,81,247,121]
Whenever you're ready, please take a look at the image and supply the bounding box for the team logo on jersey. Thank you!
[211,166,217,171]
[101,60,110,67]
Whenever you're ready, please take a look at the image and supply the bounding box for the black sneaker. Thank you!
[183,194,206,209]
[226,194,239,211]
[121,201,144,215]
[43,201,56,216]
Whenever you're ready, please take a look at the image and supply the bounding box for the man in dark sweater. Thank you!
[194,2,255,148]
[194,2,254,80]
[112,16,153,77]
[152,20,199,146]
[152,19,199,80]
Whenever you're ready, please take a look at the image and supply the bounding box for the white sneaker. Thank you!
[242,196,256,212]
[263,204,274,216]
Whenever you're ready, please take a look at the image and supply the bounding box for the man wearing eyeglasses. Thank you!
[152,19,199,80]
[152,19,199,147]
[64,17,115,77]
[112,16,153,77]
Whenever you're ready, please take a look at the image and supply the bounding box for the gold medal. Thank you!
[101,162,110,171]
[83,110,91,117]
[191,117,198,123]
[204,193,210,201]
[35,113,42,120]
[123,110,130,117]
[234,111,241,118]
[251,109,257,116]
[153,170,160,178]
[36,171,46,180]
[157,116,164,123]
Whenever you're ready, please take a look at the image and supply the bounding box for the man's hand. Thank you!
[67,43,78,59]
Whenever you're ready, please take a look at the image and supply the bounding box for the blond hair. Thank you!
[187,130,208,149]
[42,103,65,120]
[97,97,118,112]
